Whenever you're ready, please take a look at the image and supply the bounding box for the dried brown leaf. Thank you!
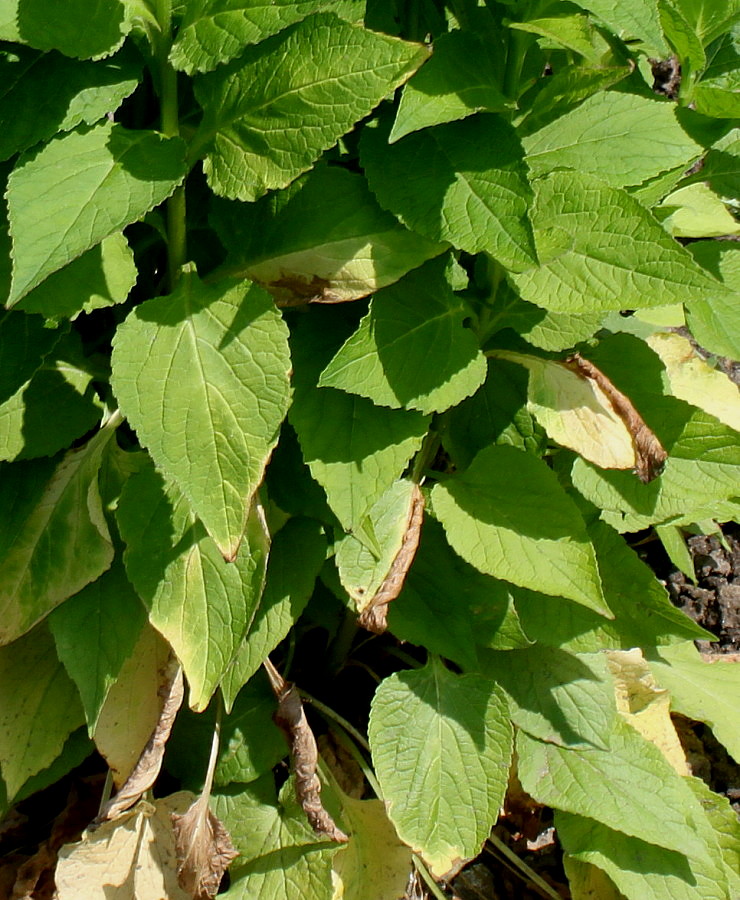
[358,484,425,634]
[172,796,238,900]
[565,353,667,483]
[95,656,184,823]
[264,659,348,844]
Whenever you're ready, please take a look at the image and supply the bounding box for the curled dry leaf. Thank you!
[95,656,184,823]
[565,353,667,483]
[264,659,348,844]
[358,483,424,634]
[172,796,238,900]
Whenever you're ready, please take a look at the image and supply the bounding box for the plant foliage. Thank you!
[0,0,739,897]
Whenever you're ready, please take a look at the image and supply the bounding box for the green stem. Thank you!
[502,26,529,102]
[299,690,371,754]
[411,430,440,484]
[412,855,449,900]
[154,0,186,291]
[485,832,564,900]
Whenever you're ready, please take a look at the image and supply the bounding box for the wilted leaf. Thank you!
[264,659,348,843]
[55,793,195,900]
[173,795,238,900]
[97,654,184,822]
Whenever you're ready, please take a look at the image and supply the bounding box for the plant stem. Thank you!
[502,26,529,101]
[299,689,371,754]
[154,0,186,291]
[411,429,440,484]
[412,855,449,900]
[486,832,564,900]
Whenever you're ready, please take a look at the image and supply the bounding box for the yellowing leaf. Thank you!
[606,649,689,776]
[55,793,195,900]
[93,624,173,787]
[646,332,740,432]
[332,797,412,900]
[659,183,740,239]
[496,351,643,471]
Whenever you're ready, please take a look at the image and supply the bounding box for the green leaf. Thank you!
[523,92,703,188]
[12,727,92,808]
[335,480,415,610]
[0,0,127,59]
[389,519,532,669]
[369,657,512,877]
[361,113,537,273]
[558,808,735,900]
[510,13,609,64]
[572,409,740,531]
[15,233,137,323]
[48,563,146,733]
[681,128,739,200]
[111,269,291,561]
[480,648,616,749]
[431,445,608,615]
[289,310,428,532]
[319,256,486,415]
[511,172,732,312]
[170,0,336,74]
[516,722,707,858]
[491,295,604,351]
[117,464,269,712]
[389,30,512,143]
[657,183,740,238]
[0,623,84,801]
[213,776,339,899]
[648,642,740,763]
[582,0,668,55]
[658,0,706,71]
[0,44,142,162]
[438,359,547,470]
[211,164,445,306]
[685,242,740,359]
[513,520,711,653]
[0,317,103,461]
[193,13,429,201]
[219,517,326,709]
[0,423,115,645]
[7,122,186,304]
[166,670,287,790]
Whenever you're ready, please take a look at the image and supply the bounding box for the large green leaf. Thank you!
[170,0,337,74]
[511,172,731,312]
[431,445,608,614]
[289,310,428,532]
[390,30,511,142]
[193,13,428,200]
[48,563,146,733]
[572,410,740,531]
[0,424,115,645]
[0,623,84,801]
[648,642,740,763]
[0,326,103,461]
[111,269,291,561]
[580,0,668,55]
[558,808,736,900]
[0,44,142,162]
[213,776,339,900]
[211,164,444,305]
[389,518,532,669]
[516,723,708,859]
[685,242,740,360]
[369,657,512,877]
[6,122,186,304]
[513,520,710,653]
[480,648,616,749]
[361,114,537,273]
[509,12,609,63]
[0,0,127,58]
[319,256,486,414]
[117,464,268,712]
[523,92,702,188]
[219,517,326,709]
[14,232,136,323]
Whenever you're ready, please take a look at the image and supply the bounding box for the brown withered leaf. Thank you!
[269,274,345,306]
[95,656,184,824]
[358,484,425,634]
[565,353,667,483]
[264,659,348,844]
[172,795,238,900]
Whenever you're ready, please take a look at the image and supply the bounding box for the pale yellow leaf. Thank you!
[647,332,740,432]
[606,648,689,776]
[332,797,412,900]
[93,624,173,787]
[564,856,627,899]
[659,183,740,239]
[55,793,194,900]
